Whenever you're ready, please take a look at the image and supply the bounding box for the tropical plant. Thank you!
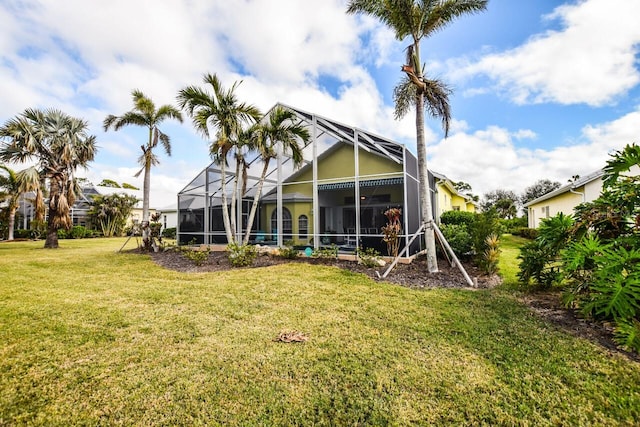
[381,207,402,257]
[242,106,309,245]
[480,233,501,275]
[0,108,97,248]
[88,193,139,237]
[0,164,26,240]
[347,0,488,273]
[103,90,183,248]
[517,213,573,288]
[177,73,261,244]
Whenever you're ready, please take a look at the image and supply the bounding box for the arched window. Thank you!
[271,207,292,239]
[298,214,308,239]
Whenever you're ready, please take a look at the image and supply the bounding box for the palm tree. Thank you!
[0,165,24,240]
[347,0,488,273]
[242,106,310,245]
[103,90,183,248]
[0,108,97,248]
[177,73,262,243]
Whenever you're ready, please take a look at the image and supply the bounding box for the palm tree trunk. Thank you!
[230,157,242,243]
[44,180,60,249]
[219,160,234,244]
[141,161,152,248]
[414,41,438,273]
[243,159,270,245]
[7,206,16,241]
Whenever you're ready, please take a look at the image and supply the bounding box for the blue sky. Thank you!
[1,0,640,208]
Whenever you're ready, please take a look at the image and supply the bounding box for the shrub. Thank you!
[357,246,382,268]
[440,223,473,258]
[313,244,338,260]
[471,209,503,263]
[227,242,258,267]
[181,247,210,266]
[500,216,528,233]
[279,241,299,259]
[14,229,30,239]
[512,227,538,239]
[70,225,89,239]
[162,227,176,239]
[57,229,68,239]
[440,210,475,227]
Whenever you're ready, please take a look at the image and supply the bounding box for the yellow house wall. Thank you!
[262,202,313,244]
[451,194,474,213]
[283,144,403,196]
[527,191,583,228]
[528,165,639,228]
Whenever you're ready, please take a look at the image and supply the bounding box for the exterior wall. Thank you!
[263,202,313,244]
[283,144,403,196]
[527,190,583,228]
[434,183,475,221]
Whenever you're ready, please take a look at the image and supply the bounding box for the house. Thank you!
[524,165,639,228]
[431,171,477,218]
[73,184,149,228]
[177,104,475,258]
[157,204,178,230]
[14,183,149,231]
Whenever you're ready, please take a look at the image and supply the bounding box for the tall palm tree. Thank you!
[242,106,310,245]
[0,108,97,248]
[347,0,488,273]
[177,73,262,244]
[103,90,183,247]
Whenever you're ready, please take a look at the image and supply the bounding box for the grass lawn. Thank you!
[1,238,639,426]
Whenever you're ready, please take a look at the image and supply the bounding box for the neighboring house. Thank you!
[177,104,476,258]
[15,183,150,231]
[157,204,178,230]
[70,184,148,228]
[524,165,639,228]
[431,171,477,218]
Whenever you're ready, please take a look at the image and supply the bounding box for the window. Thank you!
[298,215,308,239]
[542,206,550,218]
[271,207,292,239]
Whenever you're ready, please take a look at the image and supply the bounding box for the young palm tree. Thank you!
[242,106,310,245]
[0,164,23,240]
[0,108,97,248]
[347,0,488,273]
[103,90,183,248]
[177,73,262,243]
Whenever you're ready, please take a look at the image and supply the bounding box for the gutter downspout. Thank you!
[569,186,585,203]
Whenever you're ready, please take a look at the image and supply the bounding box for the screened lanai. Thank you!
[177,103,432,258]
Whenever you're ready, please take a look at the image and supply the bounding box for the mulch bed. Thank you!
[149,249,499,289]
[147,248,638,361]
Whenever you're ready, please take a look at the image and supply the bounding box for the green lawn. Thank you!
[1,238,639,426]
[498,233,530,288]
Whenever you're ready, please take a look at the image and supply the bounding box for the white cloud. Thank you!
[453,0,640,106]
[430,107,640,197]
